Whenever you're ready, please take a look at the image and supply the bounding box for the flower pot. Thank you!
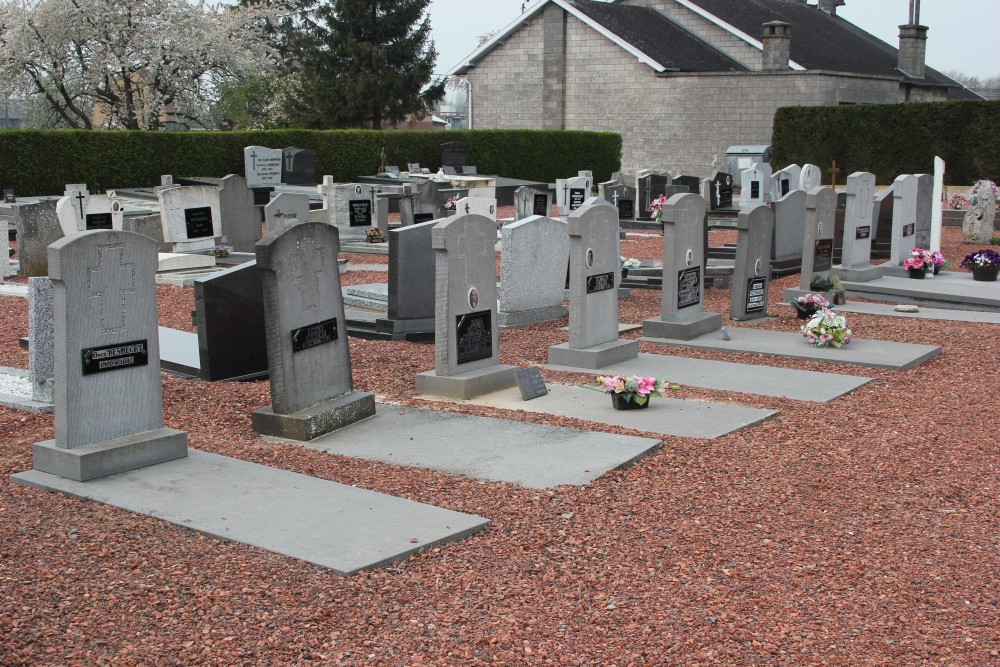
[971,267,999,282]
[832,290,846,306]
[933,265,941,275]
[791,301,817,320]
[367,237,385,244]
[907,267,926,279]
[611,393,649,410]
[621,268,629,280]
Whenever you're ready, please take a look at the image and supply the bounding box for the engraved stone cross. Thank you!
[290,236,325,312]
[87,243,136,334]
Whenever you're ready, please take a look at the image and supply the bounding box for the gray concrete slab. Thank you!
[307,405,663,488]
[844,272,1000,312]
[0,283,28,298]
[643,328,940,371]
[547,352,870,402]
[833,301,1000,324]
[11,449,488,575]
[430,385,776,440]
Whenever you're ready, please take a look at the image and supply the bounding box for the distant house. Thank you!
[0,105,25,130]
[451,0,981,176]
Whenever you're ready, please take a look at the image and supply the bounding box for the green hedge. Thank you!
[0,129,621,197]
[771,100,1000,186]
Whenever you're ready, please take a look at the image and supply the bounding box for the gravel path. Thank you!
[1,227,997,666]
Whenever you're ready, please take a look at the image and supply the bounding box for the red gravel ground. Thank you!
[1,227,997,666]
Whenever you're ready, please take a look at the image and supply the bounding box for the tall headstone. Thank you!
[28,277,54,403]
[244,146,283,188]
[914,174,933,250]
[556,176,591,216]
[962,179,998,244]
[889,175,919,266]
[636,173,671,220]
[739,164,772,207]
[605,183,637,221]
[252,222,375,441]
[643,194,721,340]
[440,142,467,169]
[157,185,222,253]
[514,186,553,221]
[547,199,639,368]
[708,172,734,210]
[771,164,801,201]
[797,187,838,290]
[414,214,517,399]
[218,174,259,253]
[56,188,123,236]
[837,171,880,281]
[730,205,774,322]
[377,220,437,337]
[281,147,317,185]
[772,189,806,272]
[264,192,311,234]
[800,164,822,191]
[14,199,61,277]
[930,157,945,252]
[498,215,569,327]
[28,230,187,481]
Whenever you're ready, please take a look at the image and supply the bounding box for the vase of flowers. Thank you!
[444,196,459,216]
[648,194,668,223]
[620,256,640,280]
[902,248,933,278]
[960,249,1000,282]
[595,374,678,410]
[930,250,946,275]
[212,244,232,258]
[801,308,852,348]
[366,227,385,243]
[791,293,830,319]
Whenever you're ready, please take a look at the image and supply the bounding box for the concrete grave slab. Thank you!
[843,272,1000,312]
[834,300,1000,323]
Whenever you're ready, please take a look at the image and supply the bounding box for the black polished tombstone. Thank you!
[672,175,701,193]
[709,172,734,210]
[440,142,467,169]
[281,147,317,185]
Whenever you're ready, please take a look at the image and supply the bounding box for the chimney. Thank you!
[818,0,844,16]
[761,21,792,71]
[898,0,927,78]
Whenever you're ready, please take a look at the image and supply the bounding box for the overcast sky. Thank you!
[427,0,999,80]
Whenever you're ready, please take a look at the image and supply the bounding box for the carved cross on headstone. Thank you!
[562,182,569,206]
[464,202,471,215]
[828,161,842,188]
[87,243,136,335]
[289,235,325,312]
[250,150,258,171]
[75,190,87,218]
[456,224,490,286]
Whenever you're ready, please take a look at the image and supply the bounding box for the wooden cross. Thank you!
[828,161,843,188]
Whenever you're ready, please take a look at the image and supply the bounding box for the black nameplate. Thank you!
[750,182,760,200]
[291,318,338,352]
[677,267,701,309]
[456,310,493,365]
[82,339,149,375]
[569,188,586,210]
[184,207,214,239]
[814,239,834,272]
[532,193,549,216]
[85,212,113,230]
[745,276,766,314]
[586,272,615,294]
[414,212,435,224]
[902,223,915,237]
[349,199,372,227]
[855,225,871,240]
[781,179,791,197]
[4,189,15,203]
[515,367,548,401]
[617,199,634,220]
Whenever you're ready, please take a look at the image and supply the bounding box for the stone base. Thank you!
[32,427,188,482]
[643,312,722,341]
[498,305,567,328]
[547,339,639,370]
[376,317,436,335]
[157,252,216,272]
[253,391,376,442]
[415,365,518,400]
[836,264,884,283]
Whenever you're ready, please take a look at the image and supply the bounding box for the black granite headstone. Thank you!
[709,172,734,210]
[192,262,268,381]
[281,147,317,185]
[440,142,467,169]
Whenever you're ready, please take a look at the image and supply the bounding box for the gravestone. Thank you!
[597,175,624,202]
[218,174,259,253]
[709,171,734,210]
[578,170,594,184]
[914,174,933,250]
[548,199,638,368]
[29,230,187,481]
[122,213,169,252]
[454,197,497,225]
[442,166,457,176]
[323,182,381,241]
[499,215,569,327]
[0,215,7,280]
[514,186,553,221]
[889,175,919,266]
[730,205,774,322]
[414,214,517,399]
[556,176,591,216]
[930,157,945,252]
[797,187,838,290]
[440,142,467,169]
[872,185,894,258]
[636,173,671,220]
[244,146,283,188]
[739,164,772,207]
[963,179,998,243]
[28,277,54,403]
[414,179,445,221]
[837,171,880,281]
[14,199,61,277]
[384,166,401,179]
[605,183,637,221]
[643,194,722,340]
[772,189,806,273]
[157,185,222,253]
[153,175,174,196]
[800,164,822,191]
[252,222,375,441]
[56,187,123,236]
[771,164,801,201]
[377,220,437,336]
[264,192,311,234]
[282,147,317,185]
[462,166,478,176]
[672,174,701,193]
[407,163,421,173]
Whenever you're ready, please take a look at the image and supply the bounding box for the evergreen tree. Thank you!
[289,0,445,129]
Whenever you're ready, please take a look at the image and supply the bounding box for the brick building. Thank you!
[450,0,979,177]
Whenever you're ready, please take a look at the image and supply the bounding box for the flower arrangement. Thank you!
[902,248,934,272]
[620,257,641,270]
[802,308,852,348]
[595,375,679,406]
[930,250,946,268]
[444,196,459,211]
[948,193,968,210]
[212,244,231,258]
[366,227,385,242]
[792,292,829,319]
[960,248,1000,270]
[648,194,668,222]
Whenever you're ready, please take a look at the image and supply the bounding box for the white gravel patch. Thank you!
[0,283,29,298]
[0,371,31,398]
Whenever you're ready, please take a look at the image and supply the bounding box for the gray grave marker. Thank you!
[731,205,774,322]
[914,174,932,250]
[556,176,591,216]
[244,146,283,188]
[28,277,54,403]
[739,163,772,207]
[771,164,801,201]
[798,187,838,290]
[14,199,61,277]
[515,186,553,221]
[838,171,881,281]
[264,192,311,234]
[499,215,569,327]
[772,189,806,272]
[218,174,259,253]
[157,185,222,253]
[515,367,548,400]
[800,164,823,191]
[890,175,919,266]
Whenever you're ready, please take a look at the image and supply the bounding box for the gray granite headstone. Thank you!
[28,277,54,403]
[378,220,437,336]
[838,172,880,281]
[770,164,801,202]
[324,182,380,242]
[730,205,774,322]
[244,146,283,188]
[499,215,569,327]
[548,199,638,369]
[14,199,62,277]
[218,174,259,253]
[29,230,187,481]
[798,187,838,289]
[739,163,772,207]
[914,174,932,250]
[414,214,516,399]
[264,192,310,234]
[890,175,919,266]
[514,186,553,221]
[157,185,222,253]
[772,189,806,268]
[0,215,8,280]
[453,197,497,225]
[252,221,374,440]
[121,213,169,252]
[57,190,123,236]
[643,193,722,340]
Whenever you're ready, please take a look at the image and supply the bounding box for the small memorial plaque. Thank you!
[456,310,493,365]
[750,182,760,200]
[855,226,871,240]
[677,267,702,309]
[442,166,457,176]
[515,367,548,401]
[902,223,915,237]
[85,212,113,230]
[81,339,149,375]
[569,188,586,210]
[462,165,478,175]
[745,276,766,313]
[291,318,338,352]
[3,189,15,203]
[781,179,791,197]
[814,239,834,272]
[414,212,435,224]
[532,194,549,217]
[184,207,214,239]
[617,199,635,220]
[349,199,372,227]
[586,272,615,294]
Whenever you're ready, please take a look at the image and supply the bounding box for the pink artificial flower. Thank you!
[636,376,655,397]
